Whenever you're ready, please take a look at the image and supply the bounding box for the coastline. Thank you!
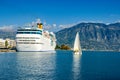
[0,49,16,52]
[0,48,119,52]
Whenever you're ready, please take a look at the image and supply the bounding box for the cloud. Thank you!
[106,23,110,25]
[24,23,32,27]
[24,19,59,32]
[23,19,42,27]
[43,24,58,32]
[53,24,56,27]
[44,24,51,30]
[0,25,17,32]
[0,18,77,32]
[36,18,41,23]
[115,20,120,23]
[76,20,104,23]
[59,23,76,29]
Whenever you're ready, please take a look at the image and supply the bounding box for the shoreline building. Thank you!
[0,38,16,48]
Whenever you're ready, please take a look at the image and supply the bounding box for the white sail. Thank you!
[73,32,82,54]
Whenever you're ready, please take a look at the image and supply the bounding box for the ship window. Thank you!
[17,32,42,35]
[16,37,40,39]
[17,42,43,44]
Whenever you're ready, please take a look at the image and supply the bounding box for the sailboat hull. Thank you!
[74,52,81,54]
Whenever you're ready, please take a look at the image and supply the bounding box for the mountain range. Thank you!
[0,30,16,39]
[55,22,120,51]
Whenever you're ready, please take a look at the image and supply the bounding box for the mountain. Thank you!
[0,29,16,39]
[55,22,120,51]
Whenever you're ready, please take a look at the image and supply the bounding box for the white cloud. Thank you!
[106,23,110,25]
[53,24,56,27]
[115,20,120,23]
[23,19,42,27]
[59,23,76,29]
[32,21,36,26]
[43,24,58,32]
[36,18,41,23]
[1,19,111,32]
[23,19,59,32]
[43,21,47,25]
[76,20,104,23]
[44,24,51,30]
[24,23,32,27]
[0,25,17,32]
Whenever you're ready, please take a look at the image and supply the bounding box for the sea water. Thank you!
[0,50,120,80]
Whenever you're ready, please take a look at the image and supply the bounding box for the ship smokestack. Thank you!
[37,23,43,29]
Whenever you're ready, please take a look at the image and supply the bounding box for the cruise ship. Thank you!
[16,22,56,52]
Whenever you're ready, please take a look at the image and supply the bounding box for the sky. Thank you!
[0,0,120,31]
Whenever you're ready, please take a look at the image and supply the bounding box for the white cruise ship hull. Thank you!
[16,44,55,52]
[16,33,56,52]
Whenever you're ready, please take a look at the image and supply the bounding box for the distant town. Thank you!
[0,38,16,52]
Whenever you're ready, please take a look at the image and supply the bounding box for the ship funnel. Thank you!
[37,23,43,29]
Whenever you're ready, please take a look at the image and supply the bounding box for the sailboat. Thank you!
[73,32,82,54]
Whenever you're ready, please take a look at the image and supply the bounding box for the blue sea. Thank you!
[0,50,120,80]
